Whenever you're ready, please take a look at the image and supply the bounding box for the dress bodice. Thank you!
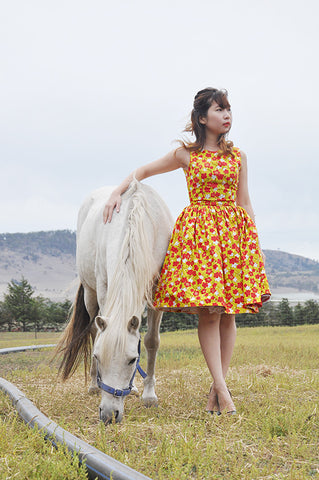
[153,144,271,314]
[184,147,241,204]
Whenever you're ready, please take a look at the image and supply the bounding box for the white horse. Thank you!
[56,179,173,424]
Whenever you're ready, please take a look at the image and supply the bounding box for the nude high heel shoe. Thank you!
[206,384,220,414]
[216,387,236,415]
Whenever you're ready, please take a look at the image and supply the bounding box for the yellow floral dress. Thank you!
[153,147,271,314]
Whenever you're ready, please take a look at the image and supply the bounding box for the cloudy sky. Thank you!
[1,0,318,260]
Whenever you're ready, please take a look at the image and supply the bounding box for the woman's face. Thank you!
[200,100,232,135]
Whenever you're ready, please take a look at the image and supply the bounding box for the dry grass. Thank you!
[0,325,318,479]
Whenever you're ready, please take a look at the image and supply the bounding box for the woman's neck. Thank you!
[203,143,219,151]
[204,132,220,151]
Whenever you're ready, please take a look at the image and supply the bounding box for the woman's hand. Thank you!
[103,193,122,223]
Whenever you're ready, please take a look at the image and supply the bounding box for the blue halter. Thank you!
[96,337,147,397]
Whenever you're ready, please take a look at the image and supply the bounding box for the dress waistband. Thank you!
[190,200,236,206]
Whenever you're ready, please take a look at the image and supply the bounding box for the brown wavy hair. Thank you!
[178,87,234,157]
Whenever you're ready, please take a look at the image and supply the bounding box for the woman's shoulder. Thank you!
[232,146,247,161]
[231,145,246,156]
[231,146,242,155]
[238,149,247,163]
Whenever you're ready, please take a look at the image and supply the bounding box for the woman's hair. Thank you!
[178,87,234,157]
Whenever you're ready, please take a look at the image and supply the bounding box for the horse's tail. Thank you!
[55,284,92,381]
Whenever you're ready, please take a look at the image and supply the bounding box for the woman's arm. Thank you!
[236,150,266,262]
[103,147,189,223]
[236,151,256,223]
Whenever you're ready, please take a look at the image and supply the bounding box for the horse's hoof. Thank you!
[88,386,100,395]
[142,397,158,408]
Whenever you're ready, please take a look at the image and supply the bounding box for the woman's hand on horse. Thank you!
[103,194,122,223]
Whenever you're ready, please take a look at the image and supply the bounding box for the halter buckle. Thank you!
[114,389,123,397]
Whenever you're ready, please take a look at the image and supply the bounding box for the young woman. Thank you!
[103,88,271,416]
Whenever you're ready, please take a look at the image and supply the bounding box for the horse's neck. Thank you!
[103,184,156,322]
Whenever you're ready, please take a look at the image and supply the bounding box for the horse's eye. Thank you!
[128,358,137,365]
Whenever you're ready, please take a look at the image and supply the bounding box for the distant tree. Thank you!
[37,297,72,329]
[293,302,305,325]
[0,301,14,331]
[160,311,198,332]
[276,298,294,326]
[0,276,73,331]
[140,309,198,332]
[263,301,280,326]
[302,300,319,324]
[3,277,37,331]
[234,301,276,327]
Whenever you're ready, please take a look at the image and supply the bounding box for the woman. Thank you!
[103,87,271,415]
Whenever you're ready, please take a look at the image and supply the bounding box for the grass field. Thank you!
[0,326,318,479]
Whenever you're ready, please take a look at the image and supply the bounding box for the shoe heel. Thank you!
[216,394,221,415]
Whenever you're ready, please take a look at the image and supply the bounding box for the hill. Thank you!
[0,230,318,303]
[0,231,77,301]
[264,249,319,295]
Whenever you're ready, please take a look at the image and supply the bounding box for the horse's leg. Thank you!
[88,322,100,394]
[83,284,100,394]
[142,308,162,407]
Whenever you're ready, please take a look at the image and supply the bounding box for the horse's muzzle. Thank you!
[99,407,122,424]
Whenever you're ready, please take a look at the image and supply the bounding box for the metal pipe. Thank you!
[0,344,56,355]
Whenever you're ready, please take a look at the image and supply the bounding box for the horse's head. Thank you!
[93,314,141,424]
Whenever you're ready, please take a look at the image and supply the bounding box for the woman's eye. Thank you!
[128,358,137,365]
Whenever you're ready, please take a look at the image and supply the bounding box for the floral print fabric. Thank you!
[153,147,271,314]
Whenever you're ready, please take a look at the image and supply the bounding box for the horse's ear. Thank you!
[95,315,108,332]
[127,315,139,333]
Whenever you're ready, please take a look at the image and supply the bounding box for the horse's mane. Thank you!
[100,178,158,366]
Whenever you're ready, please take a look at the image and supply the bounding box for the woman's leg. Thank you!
[198,309,236,413]
[219,313,237,378]
[197,311,224,386]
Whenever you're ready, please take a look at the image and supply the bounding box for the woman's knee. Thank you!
[198,310,221,325]
[221,313,236,327]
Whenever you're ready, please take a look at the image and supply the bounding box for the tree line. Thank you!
[1,277,318,332]
[145,297,319,332]
[0,277,71,332]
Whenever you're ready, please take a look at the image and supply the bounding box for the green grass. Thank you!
[0,395,88,479]
[0,331,59,348]
[0,326,318,479]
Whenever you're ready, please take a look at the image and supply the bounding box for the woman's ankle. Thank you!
[213,380,228,392]
[217,388,235,411]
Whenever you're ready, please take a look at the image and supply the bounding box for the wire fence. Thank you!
[141,299,319,332]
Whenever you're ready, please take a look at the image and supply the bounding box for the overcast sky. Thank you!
[1,0,318,260]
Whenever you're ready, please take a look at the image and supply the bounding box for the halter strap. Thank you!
[96,337,147,397]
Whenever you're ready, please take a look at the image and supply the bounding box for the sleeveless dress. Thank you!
[153,147,271,314]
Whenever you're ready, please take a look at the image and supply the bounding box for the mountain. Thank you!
[264,250,319,302]
[0,231,77,301]
[0,231,318,302]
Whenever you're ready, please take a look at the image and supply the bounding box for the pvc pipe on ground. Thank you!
[0,344,57,355]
